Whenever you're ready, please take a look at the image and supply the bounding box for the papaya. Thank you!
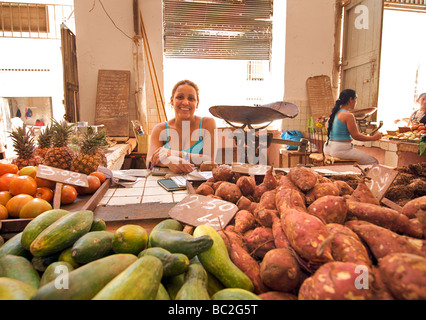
[71,231,114,264]
[211,288,262,300]
[39,261,75,287]
[90,218,106,231]
[0,277,37,300]
[156,283,171,300]
[175,263,210,300]
[138,247,189,277]
[0,255,40,288]
[92,255,163,300]
[149,229,213,259]
[21,209,70,250]
[31,254,60,272]
[193,225,254,292]
[30,210,94,257]
[32,254,137,300]
[0,233,31,259]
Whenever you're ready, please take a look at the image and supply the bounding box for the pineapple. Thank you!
[34,124,53,161]
[43,119,75,170]
[71,127,108,175]
[10,125,42,169]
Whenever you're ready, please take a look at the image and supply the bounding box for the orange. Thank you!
[89,171,106,184]
[0,204,8,220]
[0,163,19,176]
[112,224,148,255]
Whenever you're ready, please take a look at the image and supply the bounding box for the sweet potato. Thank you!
[379,253,426,300]
[234,210,256,234]
[326,223,371,266]
[236,175,256,197]
[369,266,395,300]
[298,262,374,300]
[259,248,301,293]
[258,291,297,300]
[348,178,380,205]
[308,195,347,224]
[306,182,340,203]
[281,208,333,263]
[346,220,425,260]
[333,180,354,196]
[227,240,269,294]
[346,200,420,237]
[271,214,291,249]
[258,190,277,211]
[214,181,242,204]
[275,187,307,216]
[212,165,234,181]
[252,183,268,202]
[263,166,277,190]
[223,226,248,251]
[236,196,252,211]
[195,182,214,196]
[277,175,299,190]
[401,196,426,219]
[255,208,278,228]
[244,227,275,259]
[287,166,318,192]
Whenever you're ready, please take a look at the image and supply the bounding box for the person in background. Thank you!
[147,80,217,174]
[323,89,382,165]
[35,119,45,126]
[408,92,426,126]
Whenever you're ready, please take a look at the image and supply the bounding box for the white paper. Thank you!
[171,170,213,187]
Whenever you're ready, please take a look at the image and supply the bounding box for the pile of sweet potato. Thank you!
[195,165,426,300]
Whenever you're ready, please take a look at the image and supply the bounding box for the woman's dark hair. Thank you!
[327,89,357,141]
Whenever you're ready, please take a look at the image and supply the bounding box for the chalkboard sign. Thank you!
[36,165,89,187]
[168,194,238,231]
[366,164,398,201]
[95,69,130,137]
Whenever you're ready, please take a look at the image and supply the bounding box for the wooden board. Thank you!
[93,202,174,222]
[95,69,130,137]
[306,75,334,121]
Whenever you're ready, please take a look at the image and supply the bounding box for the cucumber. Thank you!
[0,255,40,288]
[138,247,189,277]
[193,225,254,292]
[90,218,106,231]
[92,255,163,300]
[21,209,70,250]
[32,254,138,300]
[39,261,75,287]
[211,288,262,300]
[175,263,210,300]
[71,231,114,264]
[0,277,37,300]
[0,233,31,259]
[30,210,94,257]
[149,229,213,259]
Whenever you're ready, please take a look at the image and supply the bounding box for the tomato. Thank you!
[0,204,8,220]
[9,175,38,196]
[76,175,101,195]
[418,125,426,131]
[35,177,56,189]
[34,187,54,203]
[89,171,106,184]
[61,185,77,205]
[0,191,12,206]
[0,173,19,192]
[0,163,19,176]
[6,194,34,218]
[19,198,52,219]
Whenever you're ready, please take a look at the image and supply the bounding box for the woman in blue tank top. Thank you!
[147,80,217,174]
[323,89,382,165]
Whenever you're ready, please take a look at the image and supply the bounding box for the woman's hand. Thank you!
[164,155,194,174]
[371,132,382,140]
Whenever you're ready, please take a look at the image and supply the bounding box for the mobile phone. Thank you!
[157,178,186,192]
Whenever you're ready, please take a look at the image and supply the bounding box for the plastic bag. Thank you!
[281,130,303,150]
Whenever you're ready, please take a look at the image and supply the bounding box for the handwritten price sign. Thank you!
[168,194,238,230]
[36,165,89,188]
[366,164,398,201]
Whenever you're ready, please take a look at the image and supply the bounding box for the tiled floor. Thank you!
[99,174,189,206]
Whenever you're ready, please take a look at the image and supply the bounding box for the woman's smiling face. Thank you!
[171,84,199,120]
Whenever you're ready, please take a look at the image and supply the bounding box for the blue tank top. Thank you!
[329,109,352,141]
[163,118,204,154]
